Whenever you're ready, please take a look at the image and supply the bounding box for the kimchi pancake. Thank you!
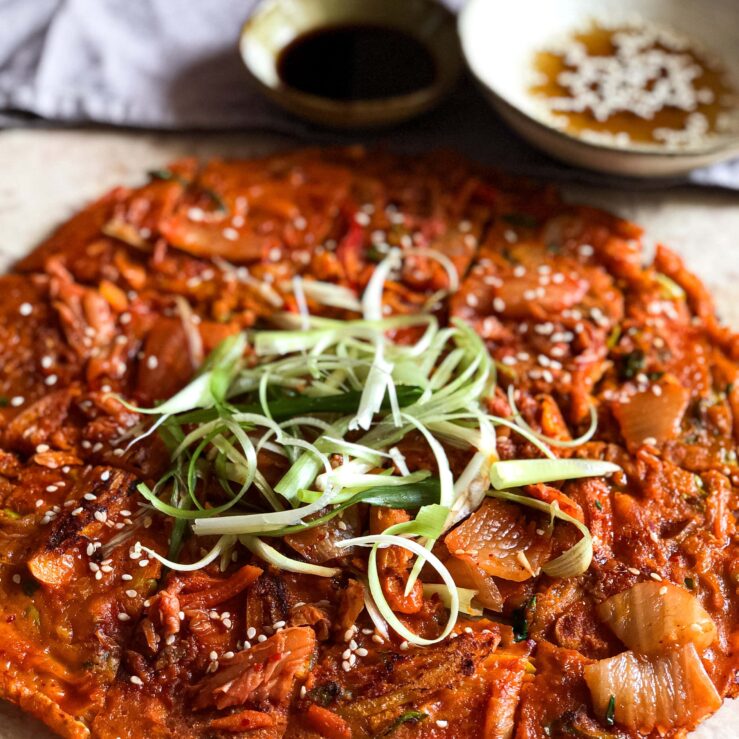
[0,148,736,739]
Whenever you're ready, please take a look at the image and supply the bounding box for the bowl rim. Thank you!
[239,0,462,121]
[457,0,739,161]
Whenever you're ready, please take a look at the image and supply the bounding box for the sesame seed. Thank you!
[209,651,218,661]
[650,572,663,582]
[10,396,24,407]
[659,586,668,595]
[436,720,449,728]
[342,660,351,672]
[627,567,641,576]
[247,627,257,640]
[125,589,137,598]
[399,641,409,651]
[121,574,133,581]
[356,648,368,657]
[35,444,50,454]
[257,634,267,643]
[12,574,21,584]
[138,559,149,567]
[273,620,286,629]
[300,685,307,698]
[19,303,33,316]
[129,675,143,686]
[372,634,384,644]
[44,374,58,387]
[118,613,131,622]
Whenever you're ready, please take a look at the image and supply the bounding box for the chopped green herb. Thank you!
[307,682,341,706]
[24,604,40,627]
[605,325,621,350]
[502,213,539,228]
[0,396,9,407]
[594,499,603,511]
[1,508,21,520]
[148,170,227,212]
[684,576,696,590]
[618,349,646,380]
[366,246,386,263]
[382,710,428,735]
[147,168,190,187]
[512,595,537,642]
[605,695,616,727]
[727,383,734,395]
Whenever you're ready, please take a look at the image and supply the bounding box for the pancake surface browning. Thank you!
[0,148,736,737]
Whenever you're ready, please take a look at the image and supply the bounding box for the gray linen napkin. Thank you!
[1,0,738,190]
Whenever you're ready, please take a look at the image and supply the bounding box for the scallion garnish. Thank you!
[123,248,620,647]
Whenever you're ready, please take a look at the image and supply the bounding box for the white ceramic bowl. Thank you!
[459,0,739,177]
[240,0,462,129]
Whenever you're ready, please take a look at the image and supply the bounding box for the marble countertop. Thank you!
[0,128,737,738]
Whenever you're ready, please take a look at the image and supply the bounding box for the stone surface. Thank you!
[0,128,736,738]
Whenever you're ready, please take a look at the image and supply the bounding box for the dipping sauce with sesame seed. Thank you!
[277,24,436,101]
[529,21,738,149]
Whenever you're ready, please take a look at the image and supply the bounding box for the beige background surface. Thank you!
[0,128,737,737]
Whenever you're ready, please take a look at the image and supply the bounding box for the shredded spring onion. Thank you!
[122,244,625,648]
[490,458,620,490]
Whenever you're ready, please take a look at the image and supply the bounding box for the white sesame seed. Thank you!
[257,634,267,643]
[399,641,409,651]
[121,574,133,581]
[138,559,149,567]
[118,613,131,622]
[44,375,58,387]
[436,720,449,728]
[125,589,137,598]
[273,620,286,629]
[35,444,50,454]
[356,647,368,657]
[247,626,257,640]
[12,574,21,584]
[209,651,218,661]
[300,685,307,698]
[628,567,641,576]
[130,675,143,686]
[650,572,663,582]
[19,303,33,316]
[10,396,24,407]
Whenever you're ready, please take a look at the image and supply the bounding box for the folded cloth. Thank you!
[1,0,738,190]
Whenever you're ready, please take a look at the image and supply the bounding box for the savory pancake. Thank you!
[1,148,736,738]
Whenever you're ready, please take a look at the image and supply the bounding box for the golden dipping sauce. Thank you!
[530,22,737,149]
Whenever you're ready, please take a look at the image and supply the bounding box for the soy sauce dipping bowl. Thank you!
[240,0,462,129]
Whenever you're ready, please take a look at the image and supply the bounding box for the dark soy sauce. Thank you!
[277,24,436,101]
